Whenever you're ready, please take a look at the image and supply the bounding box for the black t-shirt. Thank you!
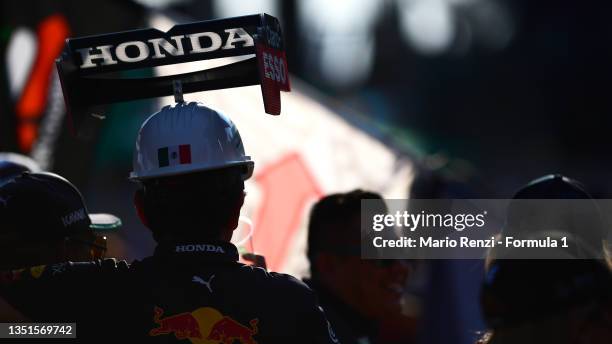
[0,241,340,344]
[304,279,375,344]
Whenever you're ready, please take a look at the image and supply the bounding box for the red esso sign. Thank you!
[258,45,290,91]
[262,51,287,85]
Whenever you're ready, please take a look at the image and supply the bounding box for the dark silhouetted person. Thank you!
[306,189,415,344]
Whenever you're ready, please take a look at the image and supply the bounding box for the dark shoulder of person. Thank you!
[238,264,320,305]
[0,258,130,320]
[231,265,338,343]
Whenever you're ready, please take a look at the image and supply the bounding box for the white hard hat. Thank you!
[130,102,254,181]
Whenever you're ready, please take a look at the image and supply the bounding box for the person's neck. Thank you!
[159,236,227,244]
[157,226,233,243]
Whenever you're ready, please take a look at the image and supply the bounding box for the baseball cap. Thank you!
[0,172,121,245]
[503,174,607,255]
[511,174,593,199]
[0,152,41,187]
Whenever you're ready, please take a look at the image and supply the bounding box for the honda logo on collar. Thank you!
[175,244,225,253]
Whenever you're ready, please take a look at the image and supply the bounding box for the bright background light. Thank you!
[150,12,413,276]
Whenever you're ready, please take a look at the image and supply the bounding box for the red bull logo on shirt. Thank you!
[149,306,258,344]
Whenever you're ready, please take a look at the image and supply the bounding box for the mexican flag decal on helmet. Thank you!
[158,144,191,167]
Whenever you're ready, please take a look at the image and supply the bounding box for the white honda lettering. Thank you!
[222,28,254,50]
[77,45,117,68]
[188,32,223,53]
[76,28,254,69]
[148,35,185,59]
[115,41,149,63]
